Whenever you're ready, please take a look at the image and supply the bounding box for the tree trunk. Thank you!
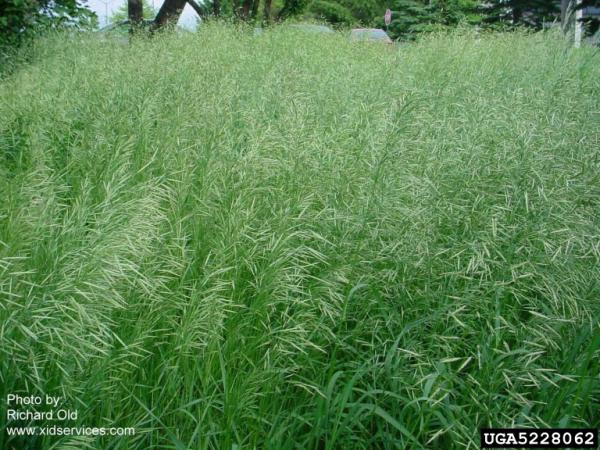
[561,0,575,32]
[240,0,253,18]
[263,0,272,23]
[250,0,260,19]
[152,0,186,29]
[511,6,522,24]
[186,0,206,17]
[128,0,143,33]
[213,0,221,16]
[561,0,570,28]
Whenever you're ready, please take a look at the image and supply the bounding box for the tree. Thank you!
[384,0,481,39]
[152,0,188,28]
[481,0,599,38]
[385,0,437,38]
[128,0,144,30]
[481,0,560,28]
[307,0,356,25]
[278,0,312,19]
[149,0,234,28]
[435,0,483,25]
[562,0,600,37]
[561,0,572,28]
[138,0,347,33]
[0,0,96,46]
[110,0,157,22]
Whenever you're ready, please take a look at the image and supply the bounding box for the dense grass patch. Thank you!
[1,25,599,449]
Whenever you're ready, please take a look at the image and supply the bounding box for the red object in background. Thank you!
[384,9,392,26]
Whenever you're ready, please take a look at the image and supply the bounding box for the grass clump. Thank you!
[1,24,599,449]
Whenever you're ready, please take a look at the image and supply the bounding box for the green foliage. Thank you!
[338,0,387,24]
[436,0,483,24]
[580,0,600,37]
[383,0,481,39]
[303,0,387,26]
[308,0,356,24]
[482,0,560,28]
[382,0,436,38]
[1,25,600,449]
[109,0,158,23]
[278,0,312,18]
[0,0,96,47]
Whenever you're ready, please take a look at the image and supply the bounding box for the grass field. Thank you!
[1,24,599,449]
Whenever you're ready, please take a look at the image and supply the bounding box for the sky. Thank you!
[86,0,200,29]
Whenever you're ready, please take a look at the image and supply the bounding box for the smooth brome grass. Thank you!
[1,24,599,449]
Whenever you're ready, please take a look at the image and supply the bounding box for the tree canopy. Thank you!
[0,0,96,46]
[2,0,597,48]
[110,0,158,23]
[377,0,481,39]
